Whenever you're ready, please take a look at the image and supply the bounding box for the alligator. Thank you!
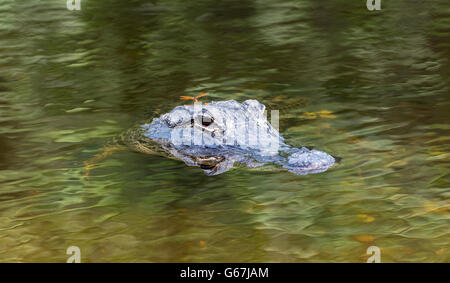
[124,98,335,176]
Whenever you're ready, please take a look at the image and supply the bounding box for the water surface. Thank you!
[0,0,449,262]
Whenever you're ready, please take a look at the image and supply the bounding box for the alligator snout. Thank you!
[282,148,335,175]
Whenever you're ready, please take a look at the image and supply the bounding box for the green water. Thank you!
[0,0,449,262]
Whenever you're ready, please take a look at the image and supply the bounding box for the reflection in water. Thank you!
[0,0,448,262]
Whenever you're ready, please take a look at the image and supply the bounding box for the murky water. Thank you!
[0,0,449,262]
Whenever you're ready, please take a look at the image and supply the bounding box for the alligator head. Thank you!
[142,99,335,176]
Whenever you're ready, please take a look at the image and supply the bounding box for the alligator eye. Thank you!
[201,115,213,127]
